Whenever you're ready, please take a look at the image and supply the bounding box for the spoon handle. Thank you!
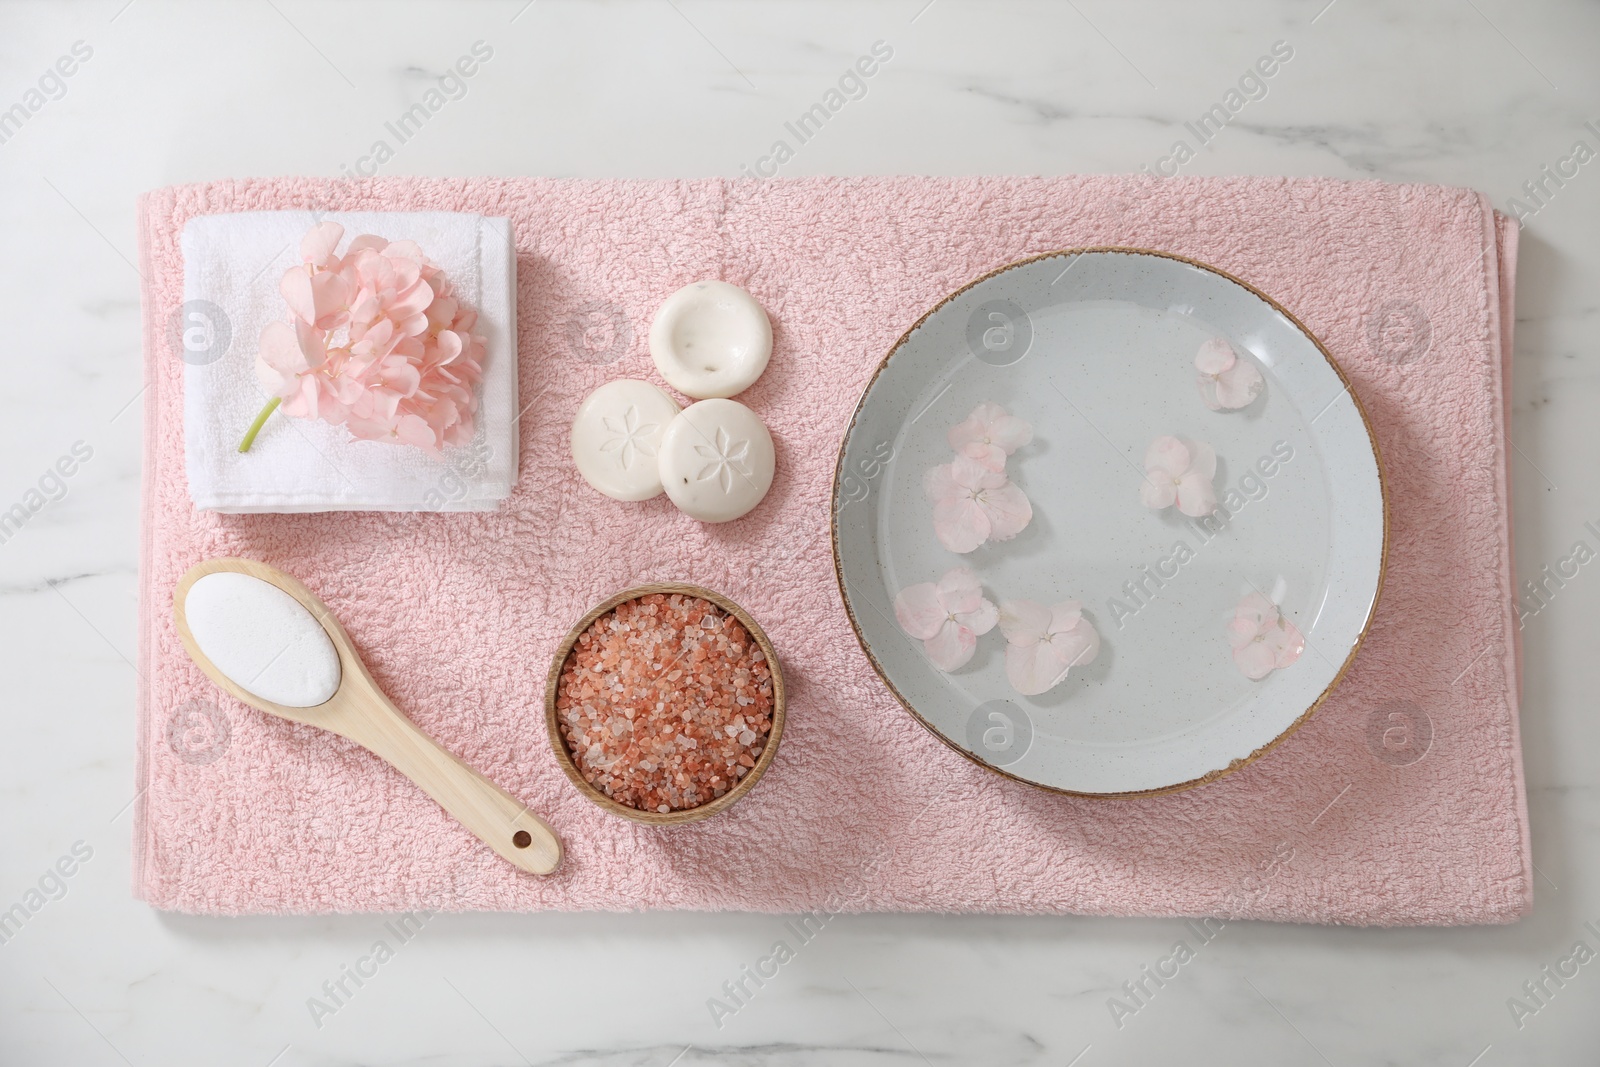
[338,686,562,876]
[173,557,564,877]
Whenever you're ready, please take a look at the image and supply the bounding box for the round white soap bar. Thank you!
[649,280,773,399]
[659,399,775,523]
[184,572,342,708]
[571,379,682,502]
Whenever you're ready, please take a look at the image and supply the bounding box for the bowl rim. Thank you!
[828,246,1390,799]
[543,582,787,825]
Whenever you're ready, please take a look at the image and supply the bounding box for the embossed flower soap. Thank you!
[658,399,775,523]
[569,281,778,523]
[570,380,681,501]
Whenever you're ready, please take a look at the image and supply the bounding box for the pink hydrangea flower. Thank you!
[893,567,998,671]
[925,454,1033,553]
[948,401,1033,472]
[245,221,487,454]
[1138,435,1217,518]
[1195,337,1264,411]
[1226,591,1305,680]
[997,599,1100,696]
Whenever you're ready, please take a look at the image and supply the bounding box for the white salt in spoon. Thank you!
[173,558,561,875]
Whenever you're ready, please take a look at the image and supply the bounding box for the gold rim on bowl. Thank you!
[829,246,1390,799]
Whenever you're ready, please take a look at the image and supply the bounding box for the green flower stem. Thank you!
[238,397,281,453]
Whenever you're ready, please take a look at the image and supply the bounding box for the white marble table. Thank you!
[2,1,1597,1063]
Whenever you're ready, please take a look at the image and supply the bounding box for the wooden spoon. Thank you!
[172,557,561,876]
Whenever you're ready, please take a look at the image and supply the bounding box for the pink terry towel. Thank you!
[135,176,1527,924]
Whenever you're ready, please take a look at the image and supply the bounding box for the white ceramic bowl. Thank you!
[833,248,1386,796]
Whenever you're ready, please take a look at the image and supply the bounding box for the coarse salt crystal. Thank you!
[556,593,773,814]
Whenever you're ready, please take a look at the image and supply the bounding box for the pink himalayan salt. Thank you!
[556,593,774,813]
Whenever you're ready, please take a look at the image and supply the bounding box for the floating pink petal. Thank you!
[980,482,1032,539]
[893,567,997,672]
[998,598,1100,696]
[1226,591,1305,680]
[923,622,977,672]
[1139,434,1217,518]
[948,402,1033,472]
[893,582,946,641]
[1195,337,1235,375]
[1195,337,1265,411]
[926,456,1033,553]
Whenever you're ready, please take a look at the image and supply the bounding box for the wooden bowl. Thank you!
[543,582,786,825]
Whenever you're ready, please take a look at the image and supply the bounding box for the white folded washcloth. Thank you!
[181,211,518,512]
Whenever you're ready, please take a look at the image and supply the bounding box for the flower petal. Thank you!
[1188,440,1217,480]
[1226,591,1302,679]
[1048,600,1084,634]
[311,272,351,329]
[256,321,306,397]
[1226,615,1259,650]
[300,221,344,268]
[393,412,439,451]
[270,222,487,456]
[1048,616,1101,672]
[258,320,305,374]
[1215,360,1265,409]
[383,239,425,264]
[1174,469,1217,517]
[924,621,977,672]
[428,329,464,368]
[1140,476,1177,510]
[979,480,1032,541]
[426,296,459,331]
[947,402,998,450]
[933,498,990,553]
[442,414,475,448]
[894,582,946,640]
[924,463,959,503]
[1195,337,1237,375]
[389,278,436,321]
[1144,435,1189,478]
[1235,591,1277,629]
[935,566,985,616]
[998,599,1051,646]
[1270,616,1306,668]
[949,402,1033,457]
[947,412,986,451]
[959,440,1008,473]
[986,410,1034,452]
[280,268,317,324]
[294,319,327,369]
[1006,641,1068,696]
[951,452,1006,490]
[379,358,421,398]
[956,598,998,636]
[1233,641,1277,680]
